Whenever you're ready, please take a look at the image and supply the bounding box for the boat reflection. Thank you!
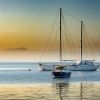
[52,78,70,100]
[52,78,86,100]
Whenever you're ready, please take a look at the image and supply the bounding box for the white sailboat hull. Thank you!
[67,65,98,71]
[67,61,99,71]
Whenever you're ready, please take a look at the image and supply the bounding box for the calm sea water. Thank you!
[0,62,100,100]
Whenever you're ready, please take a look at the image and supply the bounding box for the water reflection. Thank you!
[52,78,100,100]
[80,83,83,100]
[52,80,84,100]
[55,82,69,100]
[52,78,70,100]
[0,82,100,99]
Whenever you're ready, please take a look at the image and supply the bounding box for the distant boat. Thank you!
[52,8,71,78]
[67,21,99,71]
[39,63,53,71]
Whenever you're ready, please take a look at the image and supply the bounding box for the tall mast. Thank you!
[81,21,83,61]
[60,8,62,62]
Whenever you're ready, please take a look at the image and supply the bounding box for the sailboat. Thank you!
[67,21,99,71]
[39,8,71,77]
[52,8,71,78]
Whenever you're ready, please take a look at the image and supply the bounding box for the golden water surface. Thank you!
[0,83,100,100]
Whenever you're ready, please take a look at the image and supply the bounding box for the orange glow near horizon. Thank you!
[0,0,100,61]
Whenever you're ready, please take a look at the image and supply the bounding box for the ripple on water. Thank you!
[0,83,100,100]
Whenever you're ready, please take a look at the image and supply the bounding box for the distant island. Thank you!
[6,47,30,51]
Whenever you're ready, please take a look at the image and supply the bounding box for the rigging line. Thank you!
[84,32,90,58]
[84,26,95,57]
[47,27,59,56]
[83,23,98,52]
[44,26,59,60]
[83,25,95,59]
[83,26,92,53]
[61,26,70,49]
[61,27,71,60]
[62,21,75,53]
[50,29,60,61]
[62,28,72,55]
[85,34,95,58]
[62,13,76,49]
[63,8,80,22]
[63,12,80,54]
[62,33,65,59]
[83,25,93,50]
[61,27,74,58]
[39,10,59,61]
[62,18,73,48]
[40,17,59,61]
[61,13,78,58]
[90,38,99,52]
[85,35,95,59]
[45,27,59,61]
[61,27,70,49]
[82,29,90,59]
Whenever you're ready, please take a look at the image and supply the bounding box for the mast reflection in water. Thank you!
[52,78,100,100]
[54,82,69,100]
[52,78,70,100]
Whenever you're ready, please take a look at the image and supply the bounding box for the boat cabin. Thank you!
[53,65,65,71]
[79,60,94,65]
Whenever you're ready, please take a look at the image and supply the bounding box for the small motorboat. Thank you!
[52,65,71,78]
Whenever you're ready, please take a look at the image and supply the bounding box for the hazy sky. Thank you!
[0,0,100,61]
